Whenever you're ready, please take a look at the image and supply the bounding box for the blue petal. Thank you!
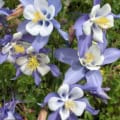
[17,20,28,33]
[43,93,58,105]
[52,19,69,41]
[84,71,110,100]
[48,111,60,120]
[64,66,85,84]
[54,48,78,65]
[0,53,8,64]
[0,34,12,46]
[103,48,120,65]
[49,64,61,77]
[48,0,62,16]
[11,68,22,80]
[14,113,23,120]
[78,35,92,58]
[68,113,77,120]
[32,35,49,52]
[98,32,108,53]
[112,13,120,18]
[22,34,35,43]
[0,8,12,16]
[74,14,89,39]
[19,0,33,6]
[33,71,41,86]
[93,0,101,5]
[81,98,99,115]
[85,70,102,89]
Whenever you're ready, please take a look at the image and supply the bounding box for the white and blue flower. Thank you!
[23,0,55,36]
[48,84,86,120]
[18,0,68,51]
[15,47,60,85]
[83,3,114,42]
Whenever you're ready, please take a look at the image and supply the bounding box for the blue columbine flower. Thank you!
[74,0,120,43]
[54,43,120,100]
[43,84,99,120]
[0,34,29,64]
[15,46,60,85]
[18,0,68,52]
[0,99,22,120]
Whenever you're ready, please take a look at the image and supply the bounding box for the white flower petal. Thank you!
[58,84,69,98]
[86,64,101,70]
[34,0,48,11]
[59,108,70,120]
[99,15,114,29]
[0,0,4,8]
[69,87,84,100]
[83,20,92,36]
[79,58,101,70]
[26,22,41,36]
[13,32,23,40]
[16,57,28,66]
[90,4,100,18]
[39,53,50,64]
[7,54,15,63]
[2,43,12,54]
[71,101,86,116]
[23,5,36,20]
[47,5,55,20]
[39,21,53,36]
[92,26,103,42]
[37,65,50,76]
[97,3,111,16]
[95,55,104,65]
[88,43,101,57]
[26,46,34,54]
[48,97,64,111]
[20,63,33,75]
[4,111,15,120]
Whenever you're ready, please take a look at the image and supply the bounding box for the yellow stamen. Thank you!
[13,45,25,54]
[93,17,110,27]
[84,52,94,63]
[27,56,39,71]
[65,100,75,110]
[32,11,45,23]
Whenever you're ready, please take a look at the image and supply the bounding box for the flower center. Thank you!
[84,52,94,63]
[65,100,75,110]
[93,17,110,28]
[13,45,25,54]
[32,11,45,23]
[27,56,39,71]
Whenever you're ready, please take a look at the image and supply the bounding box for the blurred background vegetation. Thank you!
[0,0,120,119]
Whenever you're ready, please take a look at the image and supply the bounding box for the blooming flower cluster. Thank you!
[0,0,120,119]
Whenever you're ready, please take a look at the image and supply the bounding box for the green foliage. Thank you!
[0,0,120,119]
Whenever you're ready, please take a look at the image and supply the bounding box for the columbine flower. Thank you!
[0,34,28,64]
[74,0,120,43]
[79,43,104,70]
[15,47,60,85]
[43,84,98,120]
[54,44,120,100]
[48,84,86,120]
[83,3,114,42]
[0,100,22,120]
[23,0,55,36]
[18,0,68,51]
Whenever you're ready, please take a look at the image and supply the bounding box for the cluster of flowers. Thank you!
[0,0,120,119]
